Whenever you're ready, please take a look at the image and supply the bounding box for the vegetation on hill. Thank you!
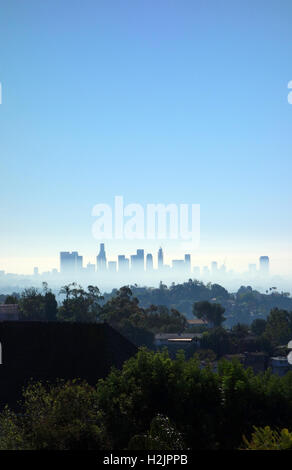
[0,349,292,450]
[2,282,292,356]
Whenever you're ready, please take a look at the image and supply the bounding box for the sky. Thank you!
[0,0,292,275]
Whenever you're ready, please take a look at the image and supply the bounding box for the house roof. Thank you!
[0,304,19,314]
[155,333,200,341]
[187,319,208,325]
[0,321,137,408]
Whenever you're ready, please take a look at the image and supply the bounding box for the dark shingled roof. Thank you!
[0,321,137,408]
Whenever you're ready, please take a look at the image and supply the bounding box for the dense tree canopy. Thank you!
[1,349,292,450]
[193,300,226,327]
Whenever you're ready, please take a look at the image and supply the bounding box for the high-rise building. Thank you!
[86,263,95,273]
[33,267,39,276]
[96,243,107,271]
[146,253,153,271]
[73,252,83,271]
[131,249,144,272]
[118,255,129,272]
[60,251,83,274]
[184,254,191,272]
[158,247,163,270]
[108,261,117,273]
[259,256,269,275]
[172,260,185,271]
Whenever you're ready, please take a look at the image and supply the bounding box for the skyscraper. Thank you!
[146,253,153,271]
[118,255,129,272]
[259,256,269,275]
[131,249,144,272]
[96,243,107,271]
[60,251,83,274]
[108,261,117,273]
[86,263,95,273]
[158,247,163,270]
[184,254,191,272]
[211,261,218,275]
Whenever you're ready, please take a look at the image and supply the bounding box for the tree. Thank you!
[128,414,186,450]
[4,294,18,304]
[0,380,105,450]
[231,323,249,339]
[242,426,292,450]
[57,284,103,323]
[264,308,292,346]
[193,301,226,327]
[200,327,233,357]
[250,318,267,337]
[99,286,154,347]
[18,283,57,321]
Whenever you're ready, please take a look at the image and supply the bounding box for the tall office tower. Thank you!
[33,267,39,276]
[96,243,107,271]
[184,254,191,272]
[136,249,144,271]
[131,249,144,272]
[118,255,129,272]
[146,253,153,271]
[259,256,269,275]
[60,251,82,274]
[211,261,218,274]
[108,261,117,273]
[86,263,96,273]
[72,252,83,271]
[172,260,185,271]
[158,247,164,270]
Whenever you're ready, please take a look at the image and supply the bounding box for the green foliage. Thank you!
[1,350,292,450]
[263,308,292,346]
[18,283,58,321]
[99,287,187,347]
[107,281,292,328]
[242,426,292,450]
[57,283,103,323]
[96,349,292,450]
[231,323,250,338]
[128,414,186,450]
[193,301,226,327]
[96,348,221,450]
[200,327,234,357]
[4,294,18,304]
[250,318,267,336]
[0,380,105,450]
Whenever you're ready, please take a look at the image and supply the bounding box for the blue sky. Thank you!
[0,0,292,274]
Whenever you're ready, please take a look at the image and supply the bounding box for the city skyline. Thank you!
[1,243,271,279]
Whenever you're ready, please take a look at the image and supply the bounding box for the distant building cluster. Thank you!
[58,244,270,278]
[0,247,271,287]
[60,244,193,276]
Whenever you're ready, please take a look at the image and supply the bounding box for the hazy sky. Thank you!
[0,0,292,274]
